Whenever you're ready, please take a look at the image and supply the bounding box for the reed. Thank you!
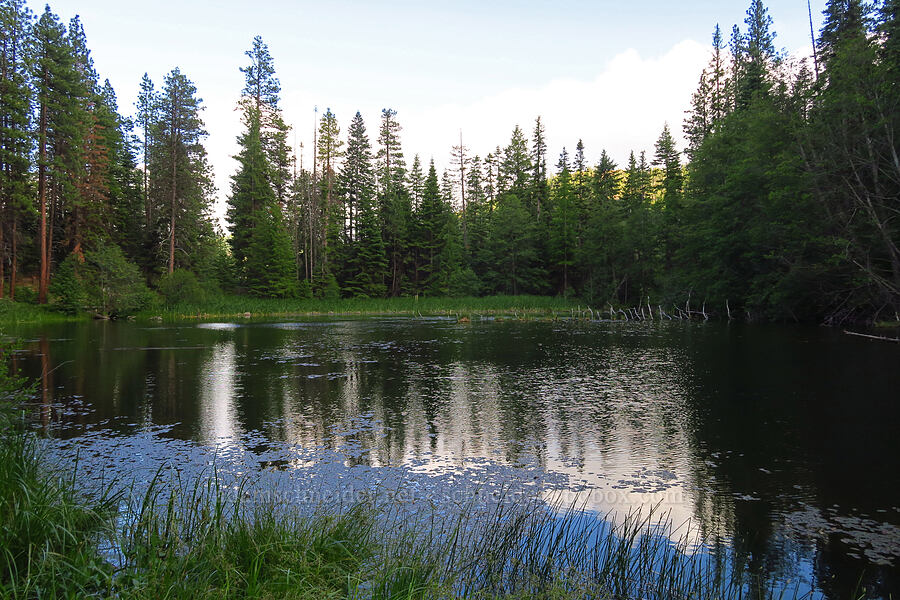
[0,298,83,329]
[139,294,580,322]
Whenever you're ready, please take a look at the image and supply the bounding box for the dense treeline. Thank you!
[0,0,897,323]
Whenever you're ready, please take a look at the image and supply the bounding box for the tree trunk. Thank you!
[38,98,49,304]
[169,92,177,276]
[0,213,5,299]
[10,215,16,300]
[169,153,176,275]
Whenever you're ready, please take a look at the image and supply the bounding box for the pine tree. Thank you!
[149,68,212,275]
[68,16,108,262]
[136,73,155,228]
[32,6,82,302]
[450,131,468,247]
[653,123,683,270]
[685,26,731,160]
[229,109,295,297]
[98,79,143,264]
[818,0,868,68]
[340,111,386,297]
[408,154,424,210]
[415,160,444,294]
[738,0,776,105]
[530,117,548,219]
[548,148,575,294]
[581,151,621,303]
[376,108,409,296]
[245,202,298,298]
[240,36,292,206]
[0,0,32,299]
[500,125,531,200]
[317,108,343,273]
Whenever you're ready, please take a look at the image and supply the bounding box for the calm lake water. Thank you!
[5,318,900,598]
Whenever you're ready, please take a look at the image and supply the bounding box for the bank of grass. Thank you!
[141,294,583,322]
[0,298,83,329]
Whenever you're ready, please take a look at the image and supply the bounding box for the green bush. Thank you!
[157,269,204,308]
[448,267,482,297]
[11,285,37,305]
[49,243,153,318]
[50,255,88,314]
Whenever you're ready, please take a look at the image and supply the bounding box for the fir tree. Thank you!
[0,0,31,299]
[340,111,386,297]
[32,6,82,301]
[548,148,575,294]
[149,68,212,275]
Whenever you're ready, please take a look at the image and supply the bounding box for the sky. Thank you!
[26,0,824,219]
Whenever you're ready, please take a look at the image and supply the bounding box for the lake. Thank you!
[5,317,899,598]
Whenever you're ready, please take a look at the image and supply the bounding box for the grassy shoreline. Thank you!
[1,295,582,328]
[139,294,583,321]
[0,298,89,327]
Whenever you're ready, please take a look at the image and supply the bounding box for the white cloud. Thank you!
[208,39,710,224]
[401,39,709,171]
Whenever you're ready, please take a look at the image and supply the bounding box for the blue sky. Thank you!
[28,0,824,214]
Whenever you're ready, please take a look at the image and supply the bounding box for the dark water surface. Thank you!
[5,318,900,597]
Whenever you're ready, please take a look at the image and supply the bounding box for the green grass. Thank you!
[0,294,585,330]
[0,298,83,329]
[139,294,583,322]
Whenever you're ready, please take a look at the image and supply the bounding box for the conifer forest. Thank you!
[1,0,899,324]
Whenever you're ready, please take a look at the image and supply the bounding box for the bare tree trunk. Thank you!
[10,215,17,300]
[0,212,5,299]
[169,90,177,276]
[38,98,49,304]
[169,150,176,275]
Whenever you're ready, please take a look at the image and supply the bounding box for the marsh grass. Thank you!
[0,434,119,598]
[140,294,581,322]
[73,470,818,600]
[0,299,82,329]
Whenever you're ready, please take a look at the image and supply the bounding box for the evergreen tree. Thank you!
[548,148,575,294]
[450,132,469,247]
[241,35,291,206]
[376,108,409,296]
[0,0,31,299]
[581,151,622,303]
[738,0,777,105]
[148,68,213,275]
[500,125,531,199]
[530,117,548,219]
[408,154,424,210]
[317,107,343,273]
[135,73,155,228]
[31,6,82,302]
[97,79,143,264]
[653,123,683,271]
[340,111,386,297]
[414,160,444,294]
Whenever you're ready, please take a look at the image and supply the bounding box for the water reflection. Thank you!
[6,319,899,599]
[198,341,241,451]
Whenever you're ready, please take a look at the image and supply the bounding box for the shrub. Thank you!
[157,269,204,308]
[51,243,154,318]
[50,255,88,314]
